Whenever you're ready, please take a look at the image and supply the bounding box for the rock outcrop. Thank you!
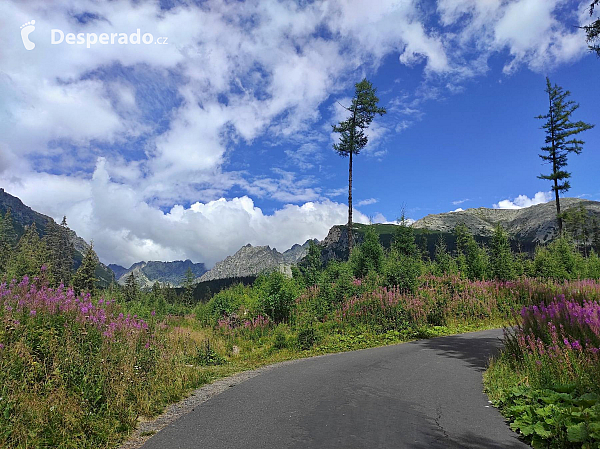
[113,260,207,288]
[412,198,600,245]
[199,240,316,282]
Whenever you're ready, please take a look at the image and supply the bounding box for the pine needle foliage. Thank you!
[537,78,594,234]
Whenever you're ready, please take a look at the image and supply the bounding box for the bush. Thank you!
[255,271,301,323]
[350,226,384,278]
[297,326,317,350]
[206,283,258,323]
[0,276,209,449]
[383,251,421,293]
[272,329,288,349]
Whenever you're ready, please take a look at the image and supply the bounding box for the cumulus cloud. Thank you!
[493,191,553,209]
[1,159,369,267]
[437,0,588,75]
[0,0,590,266]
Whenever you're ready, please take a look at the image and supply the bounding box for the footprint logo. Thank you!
[20,20,36,50]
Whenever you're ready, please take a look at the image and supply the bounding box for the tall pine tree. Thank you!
[44,216,74,286]
[124,272,138,302]
[0,209,18,275]
[537,78,594,234]
[182,267,195,306]
[582,1,600,56]
[72,244,98,295]
[332,79,386,257]
[7,223,50,280]
[490,224,515,281]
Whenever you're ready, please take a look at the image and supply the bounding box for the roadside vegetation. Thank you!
[1,195,600,448]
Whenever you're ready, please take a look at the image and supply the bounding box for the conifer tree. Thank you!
[151,280,161,299]
[332,79,386,256]
[537,78,594,234]
[44,216,74,286]
[7,223,50,280]
[434,235,458,276]
[300,240,322,287]
[351,226,384,278]
[392,215,418,258]
[563,205,592,256]
[454,223,488,280]
[583,1,600,56]
[124,272,138,302]
[182,267,195,306]
[592,218,600,254]
[72,244,98,295]
[0,209,18,274]
[490,225,515,281]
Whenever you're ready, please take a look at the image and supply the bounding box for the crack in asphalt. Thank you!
[434,405,450,442]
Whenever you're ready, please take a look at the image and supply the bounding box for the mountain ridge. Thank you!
[412,198,600,244]
[112,259,207,288]
[198,239,318,282]
[0,188,114,286]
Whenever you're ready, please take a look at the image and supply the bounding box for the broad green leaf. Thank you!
[567,422,589,443]
[533,422,553,438]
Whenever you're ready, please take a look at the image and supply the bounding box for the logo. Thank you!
[20,20,36,50]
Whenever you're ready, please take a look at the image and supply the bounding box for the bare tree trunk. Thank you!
[554,178,562,235]
[348,150,353,258]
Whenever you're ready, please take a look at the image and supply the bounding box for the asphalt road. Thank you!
[142,328,529,449]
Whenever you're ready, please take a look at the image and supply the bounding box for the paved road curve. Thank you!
[142,329,529,448]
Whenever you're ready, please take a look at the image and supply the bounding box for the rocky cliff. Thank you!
[412,198,600,245]
[199,240,316,282]
[113,260,207,288]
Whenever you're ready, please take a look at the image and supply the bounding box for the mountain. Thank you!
[199,239,316,282]
[108,264,128,280]
[314,199,600,264]
[113,260,207,288]
[0,188,114,286]
[412,198,600,246]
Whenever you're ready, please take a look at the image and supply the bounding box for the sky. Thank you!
[1,0,599,268]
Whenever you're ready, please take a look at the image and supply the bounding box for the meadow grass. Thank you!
[2,272,600,448]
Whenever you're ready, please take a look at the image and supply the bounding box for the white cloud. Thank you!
[437,0,588,75]
[451,207,464,212]
[452,198,470,205]
[493,191,553,209]
[357,198,378,206]
[0,0,590,266]
[1,159,369,267]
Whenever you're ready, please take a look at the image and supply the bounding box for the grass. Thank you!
[2,272,600,448]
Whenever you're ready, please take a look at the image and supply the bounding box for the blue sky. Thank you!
[1,0,598,267]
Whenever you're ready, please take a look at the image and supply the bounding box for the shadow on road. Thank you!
[410,429,527,449]
[419,331,505,371]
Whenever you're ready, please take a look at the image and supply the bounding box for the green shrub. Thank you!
[255,271,301,323]
[383,251,421,293]
[205,283,258,322]
[297,326,317,350]
[490,225,516,281]
[189,340,225,366]
[272,329,288,349]
[350,226,384,278]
